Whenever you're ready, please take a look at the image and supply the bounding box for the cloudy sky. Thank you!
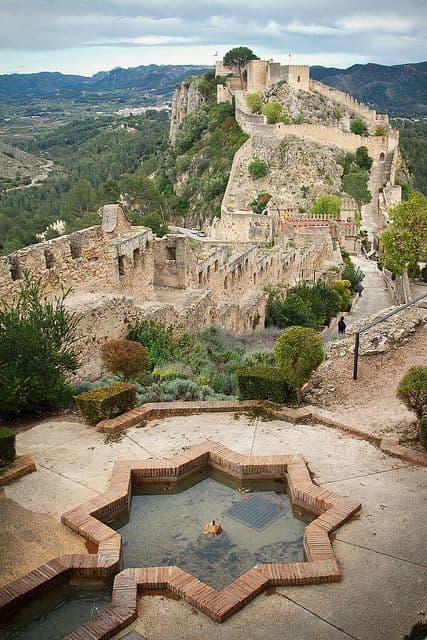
[0,0,426,76]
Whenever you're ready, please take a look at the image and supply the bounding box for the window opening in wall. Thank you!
[70,237,82,259]
[207,265,211,279]
[118,255,125,276]
[133,248,141,268]
[379,152,385,162]
[214,259,219,272]
[224,275,229,290]
[44,248,55,270]
[297,75,301,82]
[253,273,256,284]
[9,257,22,281]
[198,271,203,286]
[166,246,176,260]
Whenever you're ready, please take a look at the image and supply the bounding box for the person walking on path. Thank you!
[338,316,347,336]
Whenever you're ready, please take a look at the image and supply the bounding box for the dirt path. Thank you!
[312,324,427,440]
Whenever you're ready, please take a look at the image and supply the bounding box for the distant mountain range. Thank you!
[310,62,427,117]
[0,61,425,116]
[0,64,209,100]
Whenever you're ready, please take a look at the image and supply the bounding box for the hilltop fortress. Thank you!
[0,56,403,379]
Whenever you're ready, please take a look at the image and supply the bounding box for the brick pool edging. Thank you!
[0,454,36,486]
[0,440,360,638]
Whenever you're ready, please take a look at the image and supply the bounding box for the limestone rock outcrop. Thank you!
[169,77,206,144]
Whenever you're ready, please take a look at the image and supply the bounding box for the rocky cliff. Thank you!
[169,77,207,144]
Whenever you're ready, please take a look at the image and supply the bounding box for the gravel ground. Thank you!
[308,324,427,441]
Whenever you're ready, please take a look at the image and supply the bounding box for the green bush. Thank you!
[75,382,137,425]
[236,366,295,404]
[274,327,324,402]
[127,321,178,371]
[309,194,341,218]
[0,274,80,419]
[246,92,263,113]
[249,192,271,214]
[341,261,365,292]
[266,282,341,330]
[350,119,368,136]
[248,158,269,179]
[262,102,283,124]
[152,362,193,382]
[421,265,427,282]
[0,427,16,464]
[397,367,427,420]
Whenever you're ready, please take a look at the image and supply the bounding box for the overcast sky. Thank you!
[0,1,426,76]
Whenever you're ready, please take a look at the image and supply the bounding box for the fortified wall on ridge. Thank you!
[1,55,403,381]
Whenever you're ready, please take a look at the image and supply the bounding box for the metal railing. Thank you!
[353,292,427,380]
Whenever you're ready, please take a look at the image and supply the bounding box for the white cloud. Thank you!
[338,14,419,34]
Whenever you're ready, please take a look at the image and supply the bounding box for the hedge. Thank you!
[0,427,16,464]
[235,366,295,404]
[75,382,136,425]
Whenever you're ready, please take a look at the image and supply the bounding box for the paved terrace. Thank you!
[1,411,426,639]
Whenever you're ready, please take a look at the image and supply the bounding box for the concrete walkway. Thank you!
[3,414,426,640]
[345,256,392,330]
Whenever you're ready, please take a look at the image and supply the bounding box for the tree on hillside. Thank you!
[355,146,373,170]
[342,169,371,208]
[64,177,99,215]
[381,191,427,276]
[350,119,368,136]
[310,194,341,218]
[223,47,258,88]
[262,101,283,124]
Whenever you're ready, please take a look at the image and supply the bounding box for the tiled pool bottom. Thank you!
[113,471,307,590]
[0,584,111,640]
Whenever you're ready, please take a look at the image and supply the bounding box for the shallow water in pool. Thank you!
[113,470,307,590]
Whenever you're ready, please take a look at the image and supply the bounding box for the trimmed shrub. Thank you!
[0,427,16,464]
[397,367,427,419]
[102,339,148,380]
[75,382,136,425]
[236,366,295,404]
[249,158,269,179]
[274,328,324,402]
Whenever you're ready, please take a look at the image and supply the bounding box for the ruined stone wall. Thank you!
[0,224,155,302]
[268,123,398,160]
[309,80,389,125]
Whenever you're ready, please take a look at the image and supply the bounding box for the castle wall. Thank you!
[309,79,389,126]
[264,122,398,160]
[0,225,155,302]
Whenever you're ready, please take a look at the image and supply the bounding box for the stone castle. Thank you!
[0,56,402,379]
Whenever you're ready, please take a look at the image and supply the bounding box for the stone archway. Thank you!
[379,152,385,161]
